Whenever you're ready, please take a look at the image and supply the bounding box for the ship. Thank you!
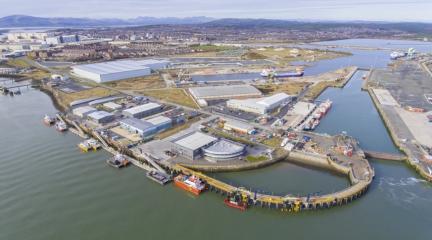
[78,139,101,152]
[390,51,406,60]
[147,171,172,185]
[224,192,248,211]
[174,174,206,195]
[106,154,130,168]
[43,114,55,125]
[260,68,304,78]
[55,121,68,132]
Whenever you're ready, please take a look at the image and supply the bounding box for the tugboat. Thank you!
[174,174,206,195]
[106,154,130,168]
[78,139,101,152]
[147,171,172,185]
[55,121,68,132]
[224,192,248,211]
[43,114,56,125]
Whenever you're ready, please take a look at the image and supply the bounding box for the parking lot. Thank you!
[370,61,432,111]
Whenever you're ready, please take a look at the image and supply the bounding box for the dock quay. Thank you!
[363,150,406,161]
[0,80,32,92]
[171,148,374,211]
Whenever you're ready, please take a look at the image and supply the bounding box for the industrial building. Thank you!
[134,59,170,71]
[119,116,171,139]
[189,84,262,101]
[226,92,292,114]
[122,102,163,119]
[71,59,170,83]
[171,132,217,160]
[170,131,246,161]
[145,115,172,132]
[103,102,122,111]
[72,106,97,118]
[222,118,256,135]
[203,139,246,162]
[87,111,115,124]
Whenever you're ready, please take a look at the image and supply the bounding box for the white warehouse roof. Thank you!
[72,60,150,75]
[87,111,114,120]
[145,115,171,126]
[174,132,217,151]
[189,84,262,100]
[257,93,291,107]
[123,102,161,115]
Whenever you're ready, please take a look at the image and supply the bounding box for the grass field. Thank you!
[255,82,309,95]
[6,58,31,68]
[245,155,269,163]
[139,88,198,109]
[56,87,118,107]
[303,79,345,100]
[243,47,350,65]
[24,69,51,80]
[104,74,165,90]
[262,137,282,148]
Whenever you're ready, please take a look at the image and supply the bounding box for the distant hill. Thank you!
[202,18,432,34]
[0,15,214,27]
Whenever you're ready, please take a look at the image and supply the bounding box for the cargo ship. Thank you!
[224,192,248,211]
[43,114,55,125]
[106,154,130,168]
[174,174,206,195]
[78,139,101,152]
[55,121,68,132]
[260,68,304,78]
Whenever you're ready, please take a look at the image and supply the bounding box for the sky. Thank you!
[1,0,431,22]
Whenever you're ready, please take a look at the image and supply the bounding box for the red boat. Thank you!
[174,174,206,195]
[224,198,248,211]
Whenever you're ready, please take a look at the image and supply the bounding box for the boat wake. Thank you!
[377,177,432,208]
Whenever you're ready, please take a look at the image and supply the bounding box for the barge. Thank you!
[106,154,130,168]
[146,171,172,185]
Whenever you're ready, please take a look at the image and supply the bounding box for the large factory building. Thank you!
[71,59,170,83]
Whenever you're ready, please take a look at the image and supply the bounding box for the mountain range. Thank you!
[0,15,214,28]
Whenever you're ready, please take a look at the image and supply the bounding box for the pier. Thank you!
[364,150,406,161]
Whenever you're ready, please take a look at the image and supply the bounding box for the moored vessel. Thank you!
[55,121,68,132]
[43,114,55,125]
[174,174,206,195]
[147,171,172,185]
[224,192,248,211]
[78,139,101,152]
[106,154,130,168]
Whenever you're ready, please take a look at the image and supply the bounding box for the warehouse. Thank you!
[103,102,122,111]
[203,139,246,162]
[72,106,97,118]
[227,92,292,114]
[72,60,151,83]
[87,111,115,124]
[222,118,256,135]
[119,118,157,139]
[189,84,262,101]
[171,132,217,160]
[122,102,163,119]
[135,59,170,71]
[71,59,170,83]
[145,115,172,132]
